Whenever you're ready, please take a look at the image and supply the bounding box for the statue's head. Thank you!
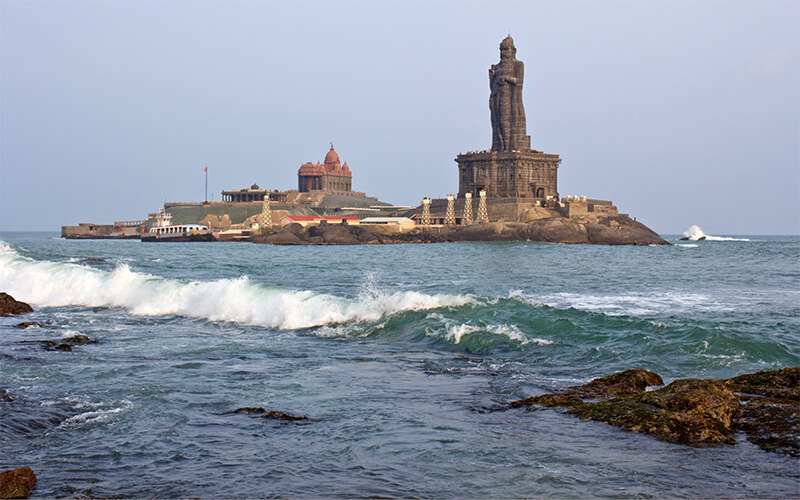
[500,36,516,61]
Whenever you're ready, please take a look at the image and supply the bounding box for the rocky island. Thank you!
[62,37,666,246]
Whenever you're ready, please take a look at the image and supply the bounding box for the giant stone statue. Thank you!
[455,37,560,204]
[489,37,531,152]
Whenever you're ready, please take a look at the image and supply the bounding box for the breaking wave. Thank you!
[682,225,751,242]
[0,242,472,330]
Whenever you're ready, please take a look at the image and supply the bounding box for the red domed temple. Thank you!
[298,143,352,194]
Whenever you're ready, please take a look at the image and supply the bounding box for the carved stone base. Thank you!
[456,149,560,201]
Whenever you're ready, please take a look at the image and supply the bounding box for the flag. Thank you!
[204,167,207,172]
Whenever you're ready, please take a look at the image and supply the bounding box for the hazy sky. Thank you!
[1,0,797,234]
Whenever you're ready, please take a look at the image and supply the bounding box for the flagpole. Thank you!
[204,167,208,203]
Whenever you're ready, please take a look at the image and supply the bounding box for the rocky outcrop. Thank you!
[252,222,389,246]
[569,379,740,444]
[0,293,33,317]
[233,407,308,421]
[508,367,799,455]
[254,232,307,245]
[0,467,37,499]
[520,206,561,222]
[252,214,667,246]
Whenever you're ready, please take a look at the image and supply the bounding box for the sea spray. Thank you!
[682,225,751,242]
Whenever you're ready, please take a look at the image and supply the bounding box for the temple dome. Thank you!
[324,143,341,170]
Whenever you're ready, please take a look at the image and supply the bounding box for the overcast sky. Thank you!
[1,0,797,234]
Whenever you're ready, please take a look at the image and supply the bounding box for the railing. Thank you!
[114,220,147,227]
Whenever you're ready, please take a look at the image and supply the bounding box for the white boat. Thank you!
[141,209,214,242]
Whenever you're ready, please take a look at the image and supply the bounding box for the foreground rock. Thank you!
[508,367,799,455]
[233,407,308,421]
[570,379,740,444]
[252,215,668,246]
[0,293,33,317]
[0,467,37,499]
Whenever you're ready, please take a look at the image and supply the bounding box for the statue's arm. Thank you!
[513,60,524,86]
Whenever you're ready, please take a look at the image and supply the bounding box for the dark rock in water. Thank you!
[0,388,13,402]
[679,236,689,241]
[17,334,97,352]
[698,236,706,240]
[567,369,663,398]
[262,410,309,421]
[62,334,95,346]
[16,340,67,351]
[568,379,740,444]
[0,293,33,317]
[233,407,268,415]
[15,322,42,329]
[234,407,308,421]
[724,367,799,400]
[79,257,105,262]
[0,466,37,499]
[734,396,799,457]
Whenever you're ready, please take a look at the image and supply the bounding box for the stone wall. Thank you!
[61,223,141,239]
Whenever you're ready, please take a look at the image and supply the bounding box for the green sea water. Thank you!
[0,232,798,498]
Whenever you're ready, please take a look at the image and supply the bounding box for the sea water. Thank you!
[0,231,798,498]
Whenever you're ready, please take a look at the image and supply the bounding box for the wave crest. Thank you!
[0,242,472,330]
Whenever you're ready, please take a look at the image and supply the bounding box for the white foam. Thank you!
[529,291,734,316]
[682,224,751,242]
[60,400,133,427]
[446,323,481,343]
[441,321,548,346]
[0,242,472,330]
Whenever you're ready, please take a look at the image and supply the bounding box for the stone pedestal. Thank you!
[456,149,560,201]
